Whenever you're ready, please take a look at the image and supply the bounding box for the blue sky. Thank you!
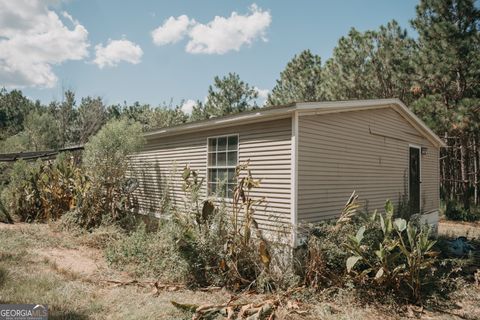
[1,0,419,109]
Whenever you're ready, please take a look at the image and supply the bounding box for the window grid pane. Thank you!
[207,135,238,197]
[217,137,227,151]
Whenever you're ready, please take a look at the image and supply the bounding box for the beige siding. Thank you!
[128,118,292,230]
[297,107,440,223]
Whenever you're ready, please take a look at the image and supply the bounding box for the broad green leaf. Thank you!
[356,226,366,243]
[346,256,362,273]
[380,214,386,234]
[384,200,394,215]
[182,166,190,180]
[394,218,407,232]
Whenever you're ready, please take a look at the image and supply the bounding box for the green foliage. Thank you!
[1,155,80,222]
[108,101,188,131]
[1,119,144,228]
[52,90,77,147]
[76,119,145,228]
[2,160,43,222]
[201,73,259,119]
[411,0,480,103]
[105,221,191,281]
[303,222,353,289]
[445,199,480,222]
[0,132,30,153]
[74,96,109,144]
[345,200,438,302]
[267,50,323,106]
[0,88,35,140]
[322,20,416,102]
[24,110,61,151]
[180,165,216,228]
[1,110,61,152]
[83,119,143,186]
[107,163,293,291]
[176,163,276,289]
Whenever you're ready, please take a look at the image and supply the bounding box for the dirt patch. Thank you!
[0,222,33,230]
[36,246,107,277]
[438,220,480,239]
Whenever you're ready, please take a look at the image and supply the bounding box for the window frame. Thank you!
[206,133,239,198]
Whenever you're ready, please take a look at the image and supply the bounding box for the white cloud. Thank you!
[181,99,196,114]
[151,4,271,55]
[0,0,89,88]
[255,87,269,100]
[187,4,271,54]
[151,15,194,46]
[93,39,143,69]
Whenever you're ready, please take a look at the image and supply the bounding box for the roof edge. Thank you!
[144,105,295,138]
[295,99,446,148]
[143,99,446,148]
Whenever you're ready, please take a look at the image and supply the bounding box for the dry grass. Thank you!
[0,222,479,319]
[438,219,480,239]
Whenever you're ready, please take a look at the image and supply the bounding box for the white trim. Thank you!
[206,134,239,199]
[408,144,422,214]
[290,111,299,247]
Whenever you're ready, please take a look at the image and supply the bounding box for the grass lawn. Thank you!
[0,222,479,319]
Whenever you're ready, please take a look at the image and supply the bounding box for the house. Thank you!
[129,99,445,245]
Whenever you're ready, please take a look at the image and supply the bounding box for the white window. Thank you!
[207,135,238,198]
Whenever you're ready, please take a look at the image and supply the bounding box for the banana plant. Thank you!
[345,198,438,302]
[395,219,437,302]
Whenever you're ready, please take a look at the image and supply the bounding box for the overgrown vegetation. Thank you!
[1,133,475,308]
[444,199,480,222]
[107,162,295,292]
[344,201,437,303]
[0,119,144,227]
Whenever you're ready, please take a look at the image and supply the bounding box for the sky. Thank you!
[0,0,419,112]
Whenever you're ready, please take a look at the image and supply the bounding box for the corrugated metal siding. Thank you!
[297,107,439,223]
[128,118,292,229]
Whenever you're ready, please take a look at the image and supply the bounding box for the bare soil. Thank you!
[438,219,480,239]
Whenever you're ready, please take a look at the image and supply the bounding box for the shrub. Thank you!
[2,159,43,221]
[303,222,352,289]
[445,199,480,222]
[2,154,80,222]
[171,162,277,290]
[1,119,144,228]
[345,200,437,302]
[78,119,144,228]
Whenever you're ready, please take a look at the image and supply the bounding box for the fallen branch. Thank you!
[100,279,185,295]
[171,287,308,320]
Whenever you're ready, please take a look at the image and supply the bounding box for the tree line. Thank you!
[1,0,479,208]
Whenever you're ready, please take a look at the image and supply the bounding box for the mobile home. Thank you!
[129,99,445,245]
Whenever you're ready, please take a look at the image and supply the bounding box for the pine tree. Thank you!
[411,0,480,104]
[267,50,323,106]
[411,0,480,206]
[204,73,258,117]
[322,21,416,102]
